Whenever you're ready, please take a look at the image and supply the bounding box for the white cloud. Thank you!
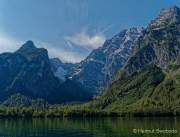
[0,33,23,53]
[36,41,85,63]
[64,30,106,50]
[0,34,84,63]
[47,47,84,63]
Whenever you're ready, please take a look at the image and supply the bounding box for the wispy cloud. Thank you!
[37,41,84,63]
[48,47,84,63]
[64,30,106,50]
[0,33,23,53]
[101,24,114,34]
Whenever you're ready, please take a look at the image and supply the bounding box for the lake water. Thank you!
[0,117,179,137]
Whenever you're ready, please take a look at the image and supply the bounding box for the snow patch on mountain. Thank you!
[69,27,143,94]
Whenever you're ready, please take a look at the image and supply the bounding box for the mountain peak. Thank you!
[16,40,48,61]
[51,58,63,64]
[19,40,36,51]
[149,6,180,29]
[167,5,180,12]
[159,5,180,17]
[16,40,37,54]
[107,27,142,46]
[171,5,179,9]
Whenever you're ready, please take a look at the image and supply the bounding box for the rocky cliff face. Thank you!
[0,41,60,100]
[70,28,142,94]
[50,58,75,81]
[90,6,180,113]
[0,41,91,103]
[118,6,180,78]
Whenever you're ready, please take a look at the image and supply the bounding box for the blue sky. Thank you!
[0,0,180,62]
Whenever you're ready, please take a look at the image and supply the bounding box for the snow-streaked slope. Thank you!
[50,58,75,81]
[69,27,143,94]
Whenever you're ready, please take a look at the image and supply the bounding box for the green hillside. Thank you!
[89,63,180,113]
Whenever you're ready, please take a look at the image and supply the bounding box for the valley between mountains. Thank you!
[0,6,180,117]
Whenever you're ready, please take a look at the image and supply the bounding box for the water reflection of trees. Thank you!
[0,118,179,137]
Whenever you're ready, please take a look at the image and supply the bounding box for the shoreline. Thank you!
[0,110,180,118]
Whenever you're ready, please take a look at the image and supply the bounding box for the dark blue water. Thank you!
[0,117,179,137]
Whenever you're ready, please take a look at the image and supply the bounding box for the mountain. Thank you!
[0,40,59,100]
[50,58,75,81]
[89,6,180,114]
[117,6,180,79]
[70,28,142,94]
[0,41,91,103]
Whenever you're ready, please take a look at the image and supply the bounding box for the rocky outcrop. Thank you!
[120,6,180,78]
[70,28,142,94]
[0,41,91,103]
[50,58,75,81]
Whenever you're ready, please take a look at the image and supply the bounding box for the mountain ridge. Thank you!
[70,27,142,94]
[0,41,91,103]
[88,5,180,113]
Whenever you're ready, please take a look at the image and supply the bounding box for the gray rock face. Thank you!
[70,28,142,94]
[0,41,60,100]
[149,6,180,29]
[121,6,180,78]
[0,41,91,103]
[50,58,75,81]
